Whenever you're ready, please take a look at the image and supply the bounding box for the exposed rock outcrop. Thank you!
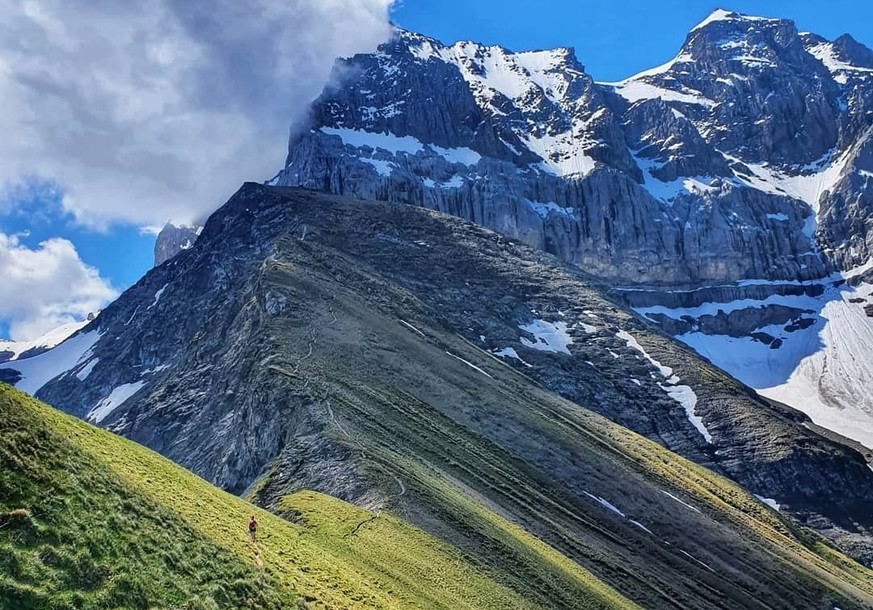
[154,222,202,266]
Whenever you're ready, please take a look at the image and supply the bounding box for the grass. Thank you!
[0,387,296,610]
[0,384,642,610]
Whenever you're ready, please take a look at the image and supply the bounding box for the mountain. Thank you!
[0,315,95,365]
[154,222,202,266]
[271,9,873,450]
[2,384,648,610]
[3,185,873,610]
[5,9,873,607]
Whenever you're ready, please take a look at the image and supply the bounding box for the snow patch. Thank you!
[525,199,575,219]
[399,319,426,337]
[807,41,873,76]
[147,284,168,311]
[324,127,480,170]
[0,331,102,395]
[321,127,423,155]
[609,81,715,107]
[75,358,99,381]
[584,492,625,518]
[0,320,90,362]
[629,520,654,535]
[431,145,481,166]
[616,331,672,377]
[729,150,852,214]
[662,383,712,443]
[519,319,573,355]
[88,381,146,423]
[524,132,597,177]
[665,280,873,449]
[424,175,464,189]
[661,490,702,513]
[754,495,781,512]
[617,331,711,443]
[361,158,394,176]
[635,156,719,203]
[445,351,493,378]
[493,347,532,367]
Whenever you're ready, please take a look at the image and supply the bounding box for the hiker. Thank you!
[248,515,258,543]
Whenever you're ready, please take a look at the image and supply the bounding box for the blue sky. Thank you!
[392,1,873,82]
[1,182,155,291]
[2,0,871,340]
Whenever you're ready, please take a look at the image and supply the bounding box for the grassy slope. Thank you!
[0,384,641,610]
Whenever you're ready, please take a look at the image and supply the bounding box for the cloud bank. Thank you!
[0,0,394,228]
[0,233,117,340]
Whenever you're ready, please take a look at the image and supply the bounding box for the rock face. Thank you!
[274,9,873,285]
[5,185,873,570]
[154,222,201,266]
[273,8,873,453]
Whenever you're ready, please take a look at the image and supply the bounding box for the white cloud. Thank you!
[0,0,394,229]
[0,232,117,340]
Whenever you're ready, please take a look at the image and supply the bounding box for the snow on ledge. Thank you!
[525,199,576,220]
[320,127,481,167]
[321,127,423,155]
[493,346,532,367]
[445,351,493,378]
[617,330,712,443]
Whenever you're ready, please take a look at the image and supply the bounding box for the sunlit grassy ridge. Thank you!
[0,384,642,610]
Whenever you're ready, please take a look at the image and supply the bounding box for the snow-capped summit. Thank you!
[689,8,780,32]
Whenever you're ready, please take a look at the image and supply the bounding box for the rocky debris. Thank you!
[0,369,21,385]
[154,222,202,266]
[751,331,776,345]
[783,317,816,332]
[643,304,812,337]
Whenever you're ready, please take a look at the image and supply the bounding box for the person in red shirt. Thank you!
[248,515,258,543]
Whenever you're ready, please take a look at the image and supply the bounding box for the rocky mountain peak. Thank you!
[686,9,797,47]
[154,222,202,267]
[831,33,873,69]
